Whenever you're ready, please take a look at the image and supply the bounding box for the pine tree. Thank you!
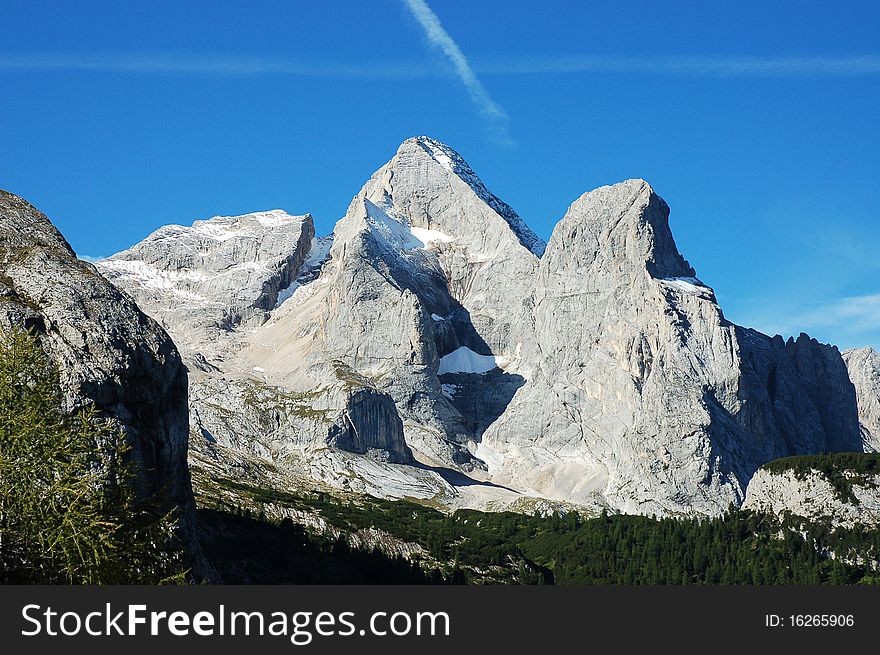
[0,326,185,583]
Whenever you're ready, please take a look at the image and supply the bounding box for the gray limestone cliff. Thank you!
[97,209,315,367]
[244,136,540,468]
[99,203,416,468]
[480,179,862,516]
[96,138,869,518]
[0,189,200,567]
[842,347,880,451]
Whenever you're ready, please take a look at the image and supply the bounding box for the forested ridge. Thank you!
[200,477,880,585]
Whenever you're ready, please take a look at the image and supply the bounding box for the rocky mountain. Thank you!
[0,189,201,569]
[744,456,880,528]
[842,347,880,451]
[97,136,871,519]
[241,136,542,470]
[98,209,315,367]
[480,180,862,516]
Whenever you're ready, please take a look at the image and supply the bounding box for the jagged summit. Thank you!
[128,208,310,246]
[97,207,315,364]
[85,138,869,519]
[394,136,546,256]
[479,177,861,515]
[200,208,308,229]
[561,178,696,280]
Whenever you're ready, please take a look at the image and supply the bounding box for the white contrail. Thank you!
[0,52,431,78]
[400,0,512,145]
[3,52,879,79]
[477,54,880,77]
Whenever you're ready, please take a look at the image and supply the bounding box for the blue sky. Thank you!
[1,0,878,349]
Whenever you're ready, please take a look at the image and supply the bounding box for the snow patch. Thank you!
[417,137,455,172]
[438,346,501,375]
[274,283,298,308]
[409,226,454,248]
[190,221,240,242]
[275,235,334,309]
[249,210,304,227]
[410,136,546,256]
[431,313,446,322]
[661,276,712,295]
[364,199,424,251]
[364,199,454,252]
[97,259,208,300]
[192,210,306,241]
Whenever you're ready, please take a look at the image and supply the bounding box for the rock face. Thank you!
[842,347,880,451]
[99,137,867,518]
[744,466,880,528]
[189,373,412,465]
[242,136,540,467]
[98,209,315,367]
[480,179,862,516]
[0,190,198,560]
[100,202,420,469]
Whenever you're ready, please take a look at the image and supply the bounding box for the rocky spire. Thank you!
[402,136,546,256]
[481,179,862,516]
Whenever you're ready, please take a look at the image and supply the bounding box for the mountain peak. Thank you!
[401,136,461,172]
[97,207,315,362]
[559,178,694,280]
[393,136,546,256]
[0,188,75,255]
[202,208,309,228]
[123,209,310,251]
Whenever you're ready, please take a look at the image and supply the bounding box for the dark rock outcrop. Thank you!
[0,189,201,571]
[328,389,412,463]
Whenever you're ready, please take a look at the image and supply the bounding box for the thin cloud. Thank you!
[795,294,880,334]
[478,54,880,77]
[0,52,431,78]
[3,52,880,79]
[400,0,512,146]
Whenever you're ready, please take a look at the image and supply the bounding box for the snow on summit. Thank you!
[134,209,308,247]
[194,209,306,234]
[407,136,546,256]
[96,206,316,357]
[364,198,454,251]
